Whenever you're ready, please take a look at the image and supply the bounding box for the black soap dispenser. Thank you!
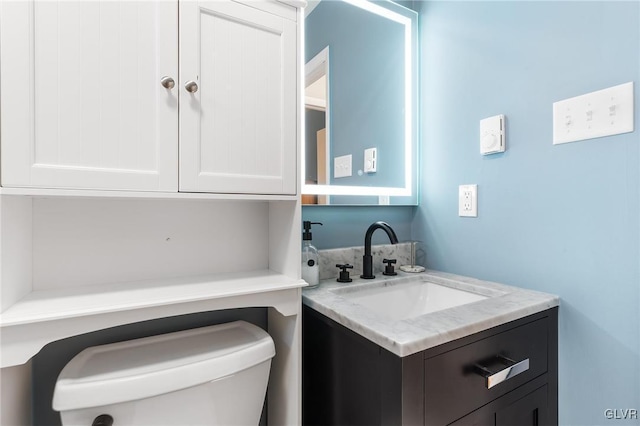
[302,221,322,287]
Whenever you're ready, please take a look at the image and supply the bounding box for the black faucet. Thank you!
[361,221,399,279]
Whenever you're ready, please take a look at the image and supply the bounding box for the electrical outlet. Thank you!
[459,184,477,217]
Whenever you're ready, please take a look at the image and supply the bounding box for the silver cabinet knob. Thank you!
[160,76,175,89]
[185,80,199,93]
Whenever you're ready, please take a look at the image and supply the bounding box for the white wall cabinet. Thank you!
[180,0,297,194]
[0,1,179,192]
[0,1,304,425]
[0,0,298,196]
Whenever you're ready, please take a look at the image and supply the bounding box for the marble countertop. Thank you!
[302,270,559,357]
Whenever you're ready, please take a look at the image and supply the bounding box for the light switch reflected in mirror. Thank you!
[302,0,418,206]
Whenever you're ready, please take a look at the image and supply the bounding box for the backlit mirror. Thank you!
[302,0,418,205]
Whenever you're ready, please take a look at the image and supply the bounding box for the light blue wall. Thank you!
[414,1,640,424]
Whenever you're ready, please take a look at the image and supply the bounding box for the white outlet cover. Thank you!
[459,184,478,217]
[334,154,352,178]
[553,82,634,145]
[480,115,505,155]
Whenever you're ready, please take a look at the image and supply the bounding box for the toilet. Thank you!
[52,321,275,426]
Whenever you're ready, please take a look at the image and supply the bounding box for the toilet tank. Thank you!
[53,321,275,426]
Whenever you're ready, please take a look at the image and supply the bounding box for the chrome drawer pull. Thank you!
[473,355,530,389]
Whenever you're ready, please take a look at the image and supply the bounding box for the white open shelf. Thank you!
[0,270,307,368]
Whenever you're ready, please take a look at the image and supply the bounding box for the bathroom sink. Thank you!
[333,280,488,321]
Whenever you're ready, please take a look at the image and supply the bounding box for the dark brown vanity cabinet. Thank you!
[302,306,558,426]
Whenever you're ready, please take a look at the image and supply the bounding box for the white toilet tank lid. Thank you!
[52,320,275,412]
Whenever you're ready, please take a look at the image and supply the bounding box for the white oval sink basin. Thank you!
[334,281,488,320]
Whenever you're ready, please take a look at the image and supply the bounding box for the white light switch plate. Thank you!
[334,154,352,178]
[459,184,477,217]
[480,115,505,155]
[553,82,634,145]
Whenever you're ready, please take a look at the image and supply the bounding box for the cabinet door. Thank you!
[495,386,548,426]
[449,407,495,426]
[179,0,297,195]
[450,385,549,426]
[0,1,178,191]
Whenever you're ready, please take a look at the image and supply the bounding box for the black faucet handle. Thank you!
[336,264,353,283]
[383,259,397,276]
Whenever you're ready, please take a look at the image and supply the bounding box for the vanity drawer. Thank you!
[424,317,549,425]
